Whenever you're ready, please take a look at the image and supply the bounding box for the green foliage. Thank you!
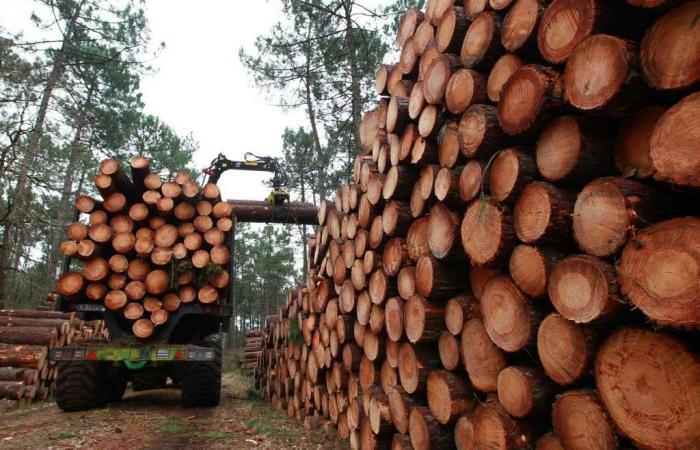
[0,0,196,307]
[230,223,298,343]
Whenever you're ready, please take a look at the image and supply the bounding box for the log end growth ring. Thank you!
[640,1,700,90]
[548,255,614,323]
[537,0,595,64]
[573,178,629,257]
[564,34,631,112]
[595,328,700,449]
[618,217,700,328]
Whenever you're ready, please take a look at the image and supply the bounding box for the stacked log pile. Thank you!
[0,309,106,410]
[256,0,700,448]
[55,156,234,339]
[240,330,264,376]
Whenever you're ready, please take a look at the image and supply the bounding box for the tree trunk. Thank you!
[409,406,456,450]
[537,313,597,386]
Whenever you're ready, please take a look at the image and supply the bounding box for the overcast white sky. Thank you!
[1,0,312,202]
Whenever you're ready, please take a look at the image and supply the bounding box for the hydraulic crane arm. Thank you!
[203,152,290,205]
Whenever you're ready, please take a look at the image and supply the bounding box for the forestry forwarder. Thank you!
[49,153,307,412]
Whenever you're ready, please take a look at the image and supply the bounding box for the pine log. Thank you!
[460,317,507,392]
[406,216,430,262]
[74,195,102,214]
[444,294,478,335]
[0,310,73,321]
[487,53,523,103]
[461,200,515,268]
[458,160,486,204]
[388,96,411,135]
[0,344,47,369]
[416,111,443,149]
[132,318,154,339]
[446,69,487,115]
[463,0,489,18]
[552,391,616,450]
[461,11,503,71]
[398,343,438,394]
[383,201,412,237]
[438,331,460,370]
[497,366,554,418]
[0,367,24,382]
[549,255,624,323]
[100,158,136,200]
[404,295,445,344]
[104,192,128,214]
[0,326,57,347]
[383,165,418,201]
[595,328,700,449]
[387,386,418,434]
[413,19,435,52]
[564,34,647,117]
[438,122,462,170]
[501,0,543,55]
[473,398,537,449]
[537,313,597,386]
[384,297,405,342]
[649,92,700,188]
[617,217,700,328]
[415,255,470,300]
[459,104,510,159]
[434,168,461,207]
[417,165,440,201]
[397,266,416,300]
[427,370,476,424]
[489,148,537,205]
[369,270,398,305]
[88,223,112,244]
[513,181,576,244]
[227,200,318,224]
[144,269,170,295]
[369,391,394,435]
[509,245,565,299]
[614,105,666,179]
[85,283,107,301]
[537,0,626,64]
[454,414,475,450]
[56,272,84,297]
[409,406,456,450]
[397,8,425,47]
[498,65,564,136]
[481,275,540,352]
[427,203,464,261]
[383,238,409,277]
[423,54,461,105]
[573,177,674,257]
[361,416,391,450]
[436,6,468,54]
[640,2,700,91]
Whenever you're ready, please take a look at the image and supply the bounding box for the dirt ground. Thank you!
[0,372,349,450]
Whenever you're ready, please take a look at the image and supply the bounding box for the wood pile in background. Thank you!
[255,0,700,449]
[56,156,233,339]
[0,308,106,411]
[240,330,264,376]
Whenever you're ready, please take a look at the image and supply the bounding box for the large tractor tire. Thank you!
[55,361,106,412]
[181,333,223,407]
[104,365,128,403]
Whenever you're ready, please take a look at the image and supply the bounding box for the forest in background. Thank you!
[0,0,420,342]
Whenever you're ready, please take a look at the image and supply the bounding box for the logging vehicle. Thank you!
[49,153,315,412]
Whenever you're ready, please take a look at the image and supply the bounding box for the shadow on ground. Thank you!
[0,371,348,450]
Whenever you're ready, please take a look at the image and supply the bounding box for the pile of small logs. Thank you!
[240,330,264,376]
[0,309,106,410]
[55,156,233,339]
[256,0,700,449]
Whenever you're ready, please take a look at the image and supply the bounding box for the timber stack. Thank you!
[240,329,264,376]
[256,0,700,449]
[0,309,106,411]
[55,156,234,340]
